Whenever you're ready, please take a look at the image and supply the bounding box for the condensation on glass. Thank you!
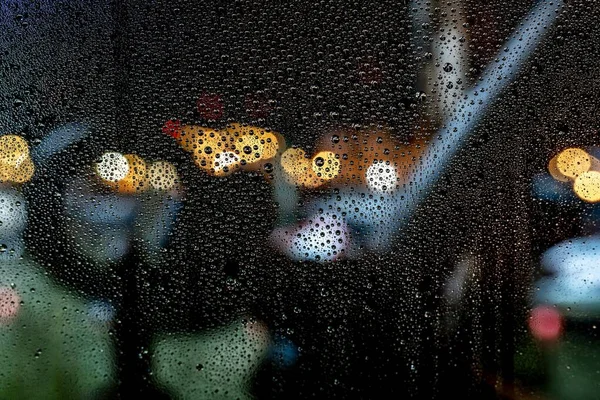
[0,0,598,399]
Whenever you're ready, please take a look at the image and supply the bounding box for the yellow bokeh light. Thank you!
[0,134,35,184]
[116,154,149,194]
[281,148,307,181]
[0,135,29,166]
[280,148,321,188]
[178,125,220,153]
[148,160,179,191]
[573,171,600,203]
[227,123,280,164]
[311,151,341,181]
[555,148,592,179]
[8,157,35,183]
[548,154,570,182]
[235,132,263,164]
[174,123,281,176]
[259,132,279,160]
[191,132,223,173]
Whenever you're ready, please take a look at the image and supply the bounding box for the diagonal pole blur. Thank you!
[410,0,565,215]
[303,0,565,257]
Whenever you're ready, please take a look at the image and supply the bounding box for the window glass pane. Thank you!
[1,0,598,399]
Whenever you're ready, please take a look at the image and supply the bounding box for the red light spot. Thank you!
[197,92,224,120]
[244,93,272,119]
[163,119,182,139]
[529,305,563,342]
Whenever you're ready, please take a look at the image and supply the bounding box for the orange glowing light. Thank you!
[115,154,149,194]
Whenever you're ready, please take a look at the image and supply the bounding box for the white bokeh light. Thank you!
[366,161,398,193]
[213,151,240,174]
[96,152,129,182]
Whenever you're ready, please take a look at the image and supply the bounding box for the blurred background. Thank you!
[0,0,599,399]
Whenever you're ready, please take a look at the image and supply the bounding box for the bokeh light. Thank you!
[366,160,398,193]
[529,305,562,342]
[182,125,221,154]
[213,151,241,176]
[116,154,148,194]
[280,148,321,188]
[270,215,350,262]
[148,161,179,191]
[226,123,280,164]
[573,170,600,203]
[554,148,593,180]
[0,135,29,166]
[197,92,224,120]
[547,154,570,182]
[171,123,281,176]
[0,134,35,184]
[312,151,341,181]
[96,152,129,183]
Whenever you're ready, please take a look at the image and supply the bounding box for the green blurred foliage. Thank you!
[547,332,600,400]
[0,258,115,399]
[152,318,271,400]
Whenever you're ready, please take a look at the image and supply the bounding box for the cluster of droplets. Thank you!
[167,119,429,196]
[95,152,179,194]
[283,127,427,193]
[165,121,280,177]
[548,147,600,203]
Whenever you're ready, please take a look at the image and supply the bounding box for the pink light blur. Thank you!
[529,305,563,342]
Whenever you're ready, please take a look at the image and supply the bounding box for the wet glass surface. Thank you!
[1,1,599,399]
